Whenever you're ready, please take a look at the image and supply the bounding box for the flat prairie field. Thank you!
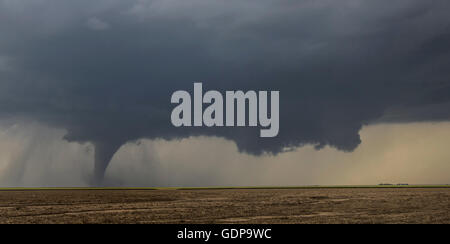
[0,187,448,224]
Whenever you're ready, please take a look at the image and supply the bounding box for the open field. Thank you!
[0,187,449,224]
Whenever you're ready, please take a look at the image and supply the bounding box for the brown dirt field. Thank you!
[0,188,448,224]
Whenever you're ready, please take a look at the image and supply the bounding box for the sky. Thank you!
[0,0,450,186]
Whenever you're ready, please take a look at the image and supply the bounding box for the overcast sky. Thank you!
[1,0,450,186]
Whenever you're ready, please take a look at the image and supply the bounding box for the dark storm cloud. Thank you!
[1,0,450,182]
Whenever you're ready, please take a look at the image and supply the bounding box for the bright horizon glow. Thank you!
[0,121,449,187]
